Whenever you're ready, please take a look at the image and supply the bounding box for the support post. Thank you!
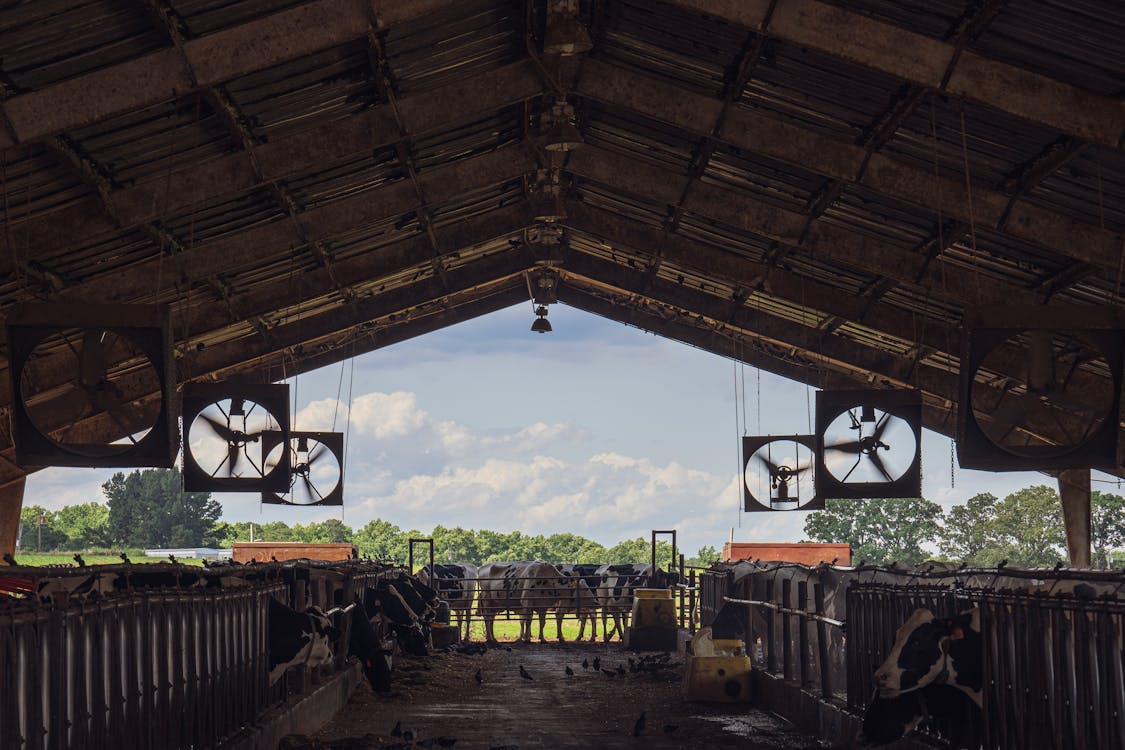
[0,476,26,560]
[1058,468,1091,566]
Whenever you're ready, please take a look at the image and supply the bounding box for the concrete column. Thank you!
[1057,468,1091,567]
[0,476,27,561]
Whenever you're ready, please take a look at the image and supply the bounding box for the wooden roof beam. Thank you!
[565,145,1047,311]
[0,0,458,148]
[666,0,1125,151]
[575,59,1125,276]
[1,60,543,268]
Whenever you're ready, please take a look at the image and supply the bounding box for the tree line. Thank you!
[18,469,1125,569]
[803,486,1125,569]
[18,469,718,567]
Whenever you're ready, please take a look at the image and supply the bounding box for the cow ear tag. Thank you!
[950,627,965,641]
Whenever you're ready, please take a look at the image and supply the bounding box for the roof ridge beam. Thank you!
[575,59,1125,276]
[665,0,1125,151]
[0,0,459,148]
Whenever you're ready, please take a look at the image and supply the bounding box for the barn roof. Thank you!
[1,0,1123,485]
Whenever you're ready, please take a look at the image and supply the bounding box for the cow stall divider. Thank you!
[0,583,285,750]
[700,560,1125,750]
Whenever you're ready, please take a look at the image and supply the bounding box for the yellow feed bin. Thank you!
[682,631,752,703]
[625,588,678,651]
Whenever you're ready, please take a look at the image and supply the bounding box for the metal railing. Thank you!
[0,583,285,750]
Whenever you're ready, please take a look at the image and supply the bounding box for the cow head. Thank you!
[304,606,341,669]
[873,607,979,702]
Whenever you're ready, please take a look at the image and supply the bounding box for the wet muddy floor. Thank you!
[311,641,828,749]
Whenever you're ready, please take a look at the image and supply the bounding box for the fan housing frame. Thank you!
[181,382,291,492]
[6,302,177,468]
[815,388,922,500]
[956,306,1124,471]
[742,434,822,512]
[260,430,344,506]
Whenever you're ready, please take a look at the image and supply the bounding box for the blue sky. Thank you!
[26,301,1091,556]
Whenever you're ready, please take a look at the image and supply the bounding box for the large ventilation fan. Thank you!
[261,431,344,506]
[815,389,922,500]
[957,306,1124,470]
[742,435,822,512]
[6,303,177,468]
[182,383,290,492]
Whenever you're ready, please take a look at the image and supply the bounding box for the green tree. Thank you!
[258,521,294,542]
[605,537,675,565]
[1092,491,1125,569]
[432,525,483,564]
[687,545,719,567]
[354,519,408,562]
[53,502,112,549]
[804,497,944,565]
[940,493,998,564]
[103,468,222,548]
[988,485,1066,567]
[17,505,69,551]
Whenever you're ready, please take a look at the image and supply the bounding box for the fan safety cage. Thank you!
[815,388,922,500]
[6,303,177,468]
[957,306,1124,471]
[181,382,290,493]
[260,430,344,506]
[742,434,822,512]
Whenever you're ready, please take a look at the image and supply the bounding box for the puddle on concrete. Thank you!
[695,711,828,748]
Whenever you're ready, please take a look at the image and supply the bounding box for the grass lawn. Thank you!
[11,552,205,567]
[454,613,622,643]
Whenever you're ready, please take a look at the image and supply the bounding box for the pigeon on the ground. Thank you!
[73,554,86,567]
[391,721,403,737]
[593,657,600,671]
[519,665,533,680]
[474,668,482,685]
[565,665,574,676]
[581,658,589,670]
[633,711,646,737]
[616,664,626,676]
[662,724,678,735]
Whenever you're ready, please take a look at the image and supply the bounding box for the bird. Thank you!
[119,552,131,564]
[73,554,86,568]
[600,668,616,678]
[402,730,415,742]
[391,721,403,737]
[662,724,678,735]
[616,664,626,676]
[581,658,589,670]
[2,553,17,566]
[565,665,574,676]
[628,657,636,671]
[474,668,483,685]
[633,711,646,737]
[519,665,533,680]
[593,657,600,671]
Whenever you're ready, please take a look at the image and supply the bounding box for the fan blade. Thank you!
[826,439,864,454]
[302,473,324,503]
[867,450,894,482]
[199,414,238,443]
[80,330,107,388]
[307,443,328,467]
[227,443,241,476]
[871,411,893,440]
[753,452,781,475]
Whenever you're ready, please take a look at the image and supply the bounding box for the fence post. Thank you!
[798,581,809,689]
[781,578,792,681]
[765,579,777,674]
[689,569,696,634]
[814,583,833,700]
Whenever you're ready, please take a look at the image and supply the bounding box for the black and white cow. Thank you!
[361,578,433,656]
[477,561,587,643]
[873,606,982,707]
[558,564,602,642]
[417,563,478,639]
[268,597,341,684]
[347,601,392,693]
[859,683,982,748]
[594,563,677,642]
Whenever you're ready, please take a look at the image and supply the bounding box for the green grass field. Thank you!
[452,612,622,643]
[12,552,205,567]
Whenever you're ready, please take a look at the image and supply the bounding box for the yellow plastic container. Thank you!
[633,588,673,600]
[682,654,752,702]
